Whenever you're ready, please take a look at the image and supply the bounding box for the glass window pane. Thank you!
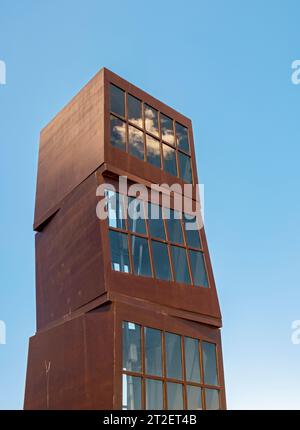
[131,236,152,277]
[148,203,166,240]
[187,385,202,410]
[167,382,183,410]
[128,125,144,160]
[183,214,202,249]
[161,113,174,145]
[122,321,141,372]
[165,209,184,244]
[205,389,220,410]
[171,246,191,284]
[105,190,126,230]
[202,342,218,386]
[146,135,161,168]
[184,337,201,383]
[128,197,146,235]
[145,327,162,376]
[109,230,130,273]
[189,250,209,288]
[110,84,125,117]
[122,374,141,410]
[110,115,126,151]
[151,241,172,281]
[176,122,190,153]
[163,144,177,176]
[144,104,159,136]
[128,94,142,127]
[145,379,163,410]
[165,332,182,379]
[178,152,192,183]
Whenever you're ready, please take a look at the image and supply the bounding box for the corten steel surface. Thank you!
[25,67,226,409]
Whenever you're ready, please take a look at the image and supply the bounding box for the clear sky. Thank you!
[1,0,300,410]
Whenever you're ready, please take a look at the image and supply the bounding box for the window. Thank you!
[128,197,146,235]
[161,113,174,145]
[183,214,202,249]
[146,135,161,168]
[128,125,144,160]
[178,151,192,183]
[146,379,163,410]
[151,241,172,281]
[109,230,130,273]
[131,236,152,277]
[122,375,141,410]
[144,104,159,136]
[128,94,142,127]
[171,246,191,285]
[110,84,125,117]
[145,327,162,376]
[122,322,221,410]
[110,115,126,151]
[189,250,209,288]
[185,337,201,383]
[163,144,177,176]
[105,190,126,230]
[187,386,202,410]
[165,332,182,379]
[176,122,190,153]
[165,209,184,244]
[147,203,165,239]
[122,321,141,372]
[109,83,194,183]
[202,342,218,386]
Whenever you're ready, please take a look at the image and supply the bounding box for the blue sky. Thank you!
[1,0,300,409]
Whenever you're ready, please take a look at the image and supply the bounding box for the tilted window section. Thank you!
[122,321,221,410]
[109,84,193,183]
[106,190,209,287]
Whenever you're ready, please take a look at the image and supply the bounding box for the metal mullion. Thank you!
[141,326,146,410]
[162,330,167,410]
[144,201,155,278]
[199,340,206,410]
[181,335,187,410]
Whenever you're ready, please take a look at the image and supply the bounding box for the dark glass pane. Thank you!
[171,246,191,284]
[131,236,152,277]
[165,332,182,379]
[187,385,202,410]
[184,337,201,383]
[205,389,220,410]
[145,379,163,410]
[128,125,144,160]
[128,197,146,235]
[178,152,192,183]
[144,104,159,136]
[148,203,166,240]
[167,383,183,410]
[128,94,142,127]
[145,327,162,376]
[146,135,161,168]
[202,342,218,386]
[110,84,125,117]
[161,113,174,145]
[109,230,130,273]
[165,209,184,244]
[105,189,126,230]
[122,321,141,372]
[176,122,190,153]
[151,241,172,281]
[110,115,126,151]
[183,214,202,249]
[122,375,141,410]
[163,144,177,176]
[189,250,209,287]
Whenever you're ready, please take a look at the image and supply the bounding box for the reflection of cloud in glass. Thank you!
[176,122,190,153]
[163,143,175,158]
[129,125,144,160]
[161,114,174,145]
[110,115,126,150]
[128,94,143,128]
[146,135,161,168]
[145,104,159,136]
